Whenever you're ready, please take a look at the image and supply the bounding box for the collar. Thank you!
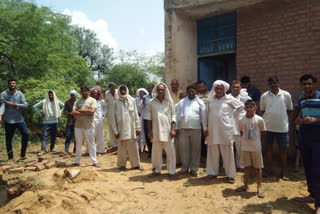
[268,89,282,96]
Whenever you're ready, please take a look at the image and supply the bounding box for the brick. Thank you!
[56,160,66,168]
[34,163,45,171]
[8,167,24,174]
[25,167,37,171]
[45,162,56,169]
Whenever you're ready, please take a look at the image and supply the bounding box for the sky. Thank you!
[34,0,164,55]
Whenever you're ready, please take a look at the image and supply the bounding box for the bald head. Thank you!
[171,79,179,93]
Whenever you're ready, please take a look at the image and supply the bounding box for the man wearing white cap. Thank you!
[147,83,177,180]
[61,90,79,157]
[203,80,244,183]
[105,82,119,151]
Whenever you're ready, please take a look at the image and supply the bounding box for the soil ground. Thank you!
[0,139,315,214]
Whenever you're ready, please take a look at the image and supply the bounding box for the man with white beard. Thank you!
[204,80,244,183]
[147,83,177,180]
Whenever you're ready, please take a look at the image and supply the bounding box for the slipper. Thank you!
[148,172,160,178]
[236,186,249,192]
[281,176,290,181]
[257,191,265,198]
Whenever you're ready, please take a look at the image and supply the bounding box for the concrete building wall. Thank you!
[237,0,320,99]
[165,10,198,91]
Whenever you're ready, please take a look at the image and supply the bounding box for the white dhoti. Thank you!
[108,119,118,148]
[152,140,176,175]
[206,144,236,178]
[233,135,243,168]
[95,121,106,153]
[117,139,140,168]
[75,128,97,164]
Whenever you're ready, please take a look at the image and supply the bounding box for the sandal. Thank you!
[227,177,235,184]
[257,191,265,198]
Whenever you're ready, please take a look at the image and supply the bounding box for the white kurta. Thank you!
[204,94,244,179]
[112,97,141,168]
[94,100,107,153]
[105,90,119,147]
[147,97,176,174]
[204,94,244,145]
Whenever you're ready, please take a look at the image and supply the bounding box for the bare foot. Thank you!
[257,191,265,198]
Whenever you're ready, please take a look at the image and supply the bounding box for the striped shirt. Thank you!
[296,90,320,126]
[0,90,28,124]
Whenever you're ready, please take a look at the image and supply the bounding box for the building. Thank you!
[164,0,320,97]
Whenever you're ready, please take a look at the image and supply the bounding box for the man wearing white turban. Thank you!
[135,88,148,151]
[203,80,244,183]
[105,82,119,151]
[33,90,64,155]
[112,85,143,171]
[147,83,177,180]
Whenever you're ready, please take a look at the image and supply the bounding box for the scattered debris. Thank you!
[64,169,80,180]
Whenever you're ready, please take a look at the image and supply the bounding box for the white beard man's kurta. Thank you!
[204,94,244,178]
[112,96,141,168]
[105,90,119,148]
[146,97,176,175]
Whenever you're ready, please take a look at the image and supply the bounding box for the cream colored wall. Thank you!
[165,10,198,92]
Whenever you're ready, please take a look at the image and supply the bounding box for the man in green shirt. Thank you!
[72,86,98,167]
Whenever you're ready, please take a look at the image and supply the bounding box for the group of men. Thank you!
[0,74,319,212]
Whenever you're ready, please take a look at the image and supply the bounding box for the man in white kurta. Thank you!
[176,85,205,177]
[105,82,119,150]
[230,80,251,170]
[112,85,143,171]
[90,87,107,154]
[203,80,244,183]
[147,83,177,180]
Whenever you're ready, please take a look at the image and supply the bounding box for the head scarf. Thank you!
[69,90,80,98]
[208,80,230,102]
[90,86,103,100]
[118,85,133,107]
[43,90,61,119]
[152,82,173,106]
[136,88,148,97]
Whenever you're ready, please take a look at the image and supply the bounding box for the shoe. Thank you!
[119,166,127,171]
[93,163,100,167]
[71,163,80,167]
[190,171,198,177]
[19,157,27,161]
[168,174,177,180]
[148,172,160,178]
[133,166,144,171]
[227,177,235,184]
[178,170,188,175]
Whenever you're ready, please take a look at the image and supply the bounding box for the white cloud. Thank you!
[64,9,118,50]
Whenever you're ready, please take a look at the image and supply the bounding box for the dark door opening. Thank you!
[198,53,236,90]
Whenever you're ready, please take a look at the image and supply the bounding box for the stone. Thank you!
[64,169,80,180]
[34,163,45,171]
[45,162,56,169]
[41,160,49,165]
[38,156,47,162]
[56,160,66,167]
[25,162,37,167]
[25,167,36,171]
[8,167,24,174]
[1,165,13,171]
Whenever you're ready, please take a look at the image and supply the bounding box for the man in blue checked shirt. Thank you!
[0,79,29,161]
